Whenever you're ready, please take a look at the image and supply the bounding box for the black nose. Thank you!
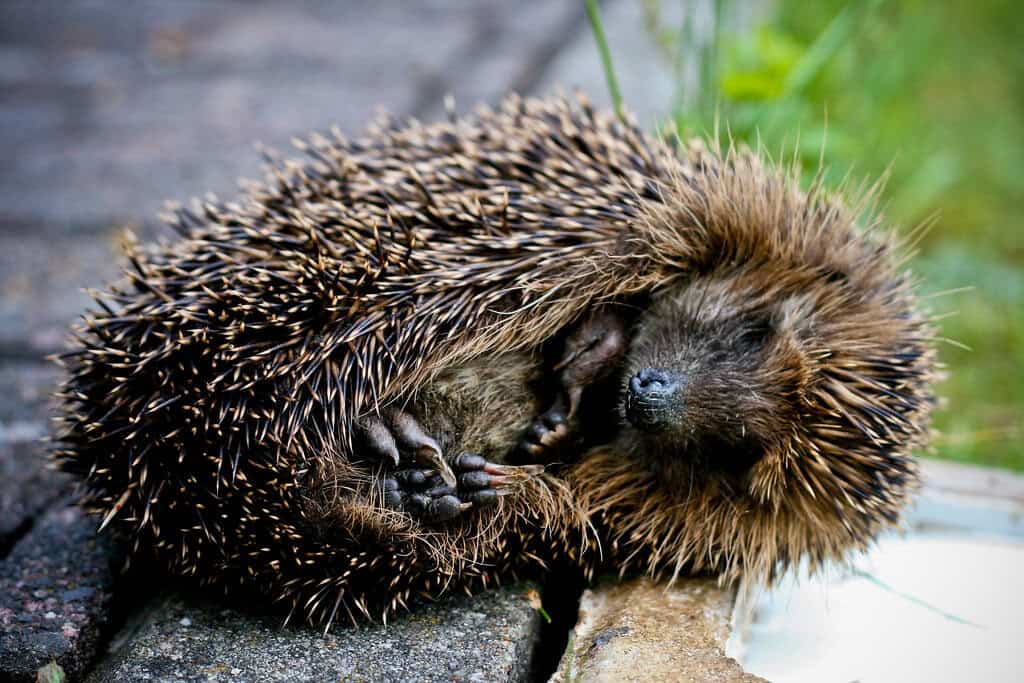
[625,367,680,430]
[628,368,678,398]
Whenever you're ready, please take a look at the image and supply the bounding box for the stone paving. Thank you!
[554,578,764,683]
[0,500,122,681]
[88,587,540,683]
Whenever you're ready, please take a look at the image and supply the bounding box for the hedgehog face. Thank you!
[592,255,934,583]
[618,257,932,500]
[621,269,809,487]
[622,266,798,471]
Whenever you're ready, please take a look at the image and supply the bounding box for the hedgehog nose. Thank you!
[626,368,680,430]
[629,368,677,398]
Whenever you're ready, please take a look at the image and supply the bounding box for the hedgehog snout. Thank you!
[625,367,683,431]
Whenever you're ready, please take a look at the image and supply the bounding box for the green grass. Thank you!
[601,0,1024,470]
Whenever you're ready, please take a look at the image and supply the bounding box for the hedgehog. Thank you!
[53,93,938,627]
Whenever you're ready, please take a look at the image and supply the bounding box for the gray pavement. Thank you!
[88,586,540,683]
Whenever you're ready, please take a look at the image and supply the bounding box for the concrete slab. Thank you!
[88,585,542,683]
[0,500,122,682]
[554,577,763,683]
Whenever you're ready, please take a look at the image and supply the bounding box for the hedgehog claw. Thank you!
[357,409,457,486]
[387,410,457,487]
[415,446,456,488]
[483,462,545,476]
[455,453,540,494]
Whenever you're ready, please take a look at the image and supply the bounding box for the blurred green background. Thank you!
[615,0,1023,470]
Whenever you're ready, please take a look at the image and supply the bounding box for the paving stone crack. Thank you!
[506,2,589,97]
[527,568,585,682]
[0,515,36,562]
[410,2,588,119]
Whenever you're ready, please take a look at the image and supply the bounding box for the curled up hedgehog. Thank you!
[54,93,938,627]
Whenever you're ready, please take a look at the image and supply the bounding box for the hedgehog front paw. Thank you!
[515,406,571,461]
[513,308,629,463]
[383,453,544,524]
[356,409,456,486]
[383,468,468,523]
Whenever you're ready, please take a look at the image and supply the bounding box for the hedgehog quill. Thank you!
[54,94,937,627]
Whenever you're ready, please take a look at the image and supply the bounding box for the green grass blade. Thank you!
[585,0,625,120]
[781,0,881,96]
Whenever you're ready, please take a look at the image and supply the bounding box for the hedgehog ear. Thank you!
[745,444,789,508]
[764,323,816,403]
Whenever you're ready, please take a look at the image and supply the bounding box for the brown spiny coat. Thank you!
[55,94,936,625]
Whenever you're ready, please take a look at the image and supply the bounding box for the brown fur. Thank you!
[53,94,936,625]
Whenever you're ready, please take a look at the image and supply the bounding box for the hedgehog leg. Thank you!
[355,415,401,467]
[554,308,629,416]
[517,308,628,460]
